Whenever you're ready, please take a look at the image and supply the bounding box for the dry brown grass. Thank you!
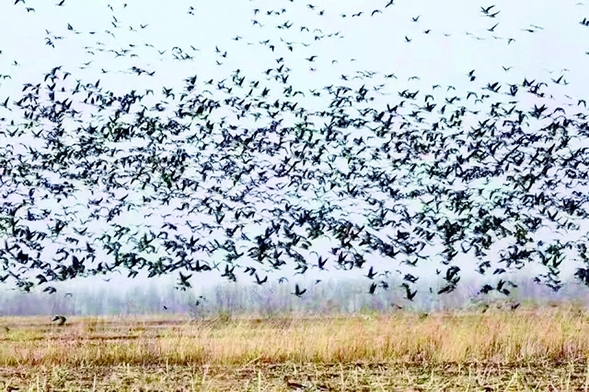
[1,304,589,390]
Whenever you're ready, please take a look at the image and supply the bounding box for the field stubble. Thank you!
[1,304,589,390]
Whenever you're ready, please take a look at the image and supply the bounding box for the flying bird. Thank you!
[293,284,307,297]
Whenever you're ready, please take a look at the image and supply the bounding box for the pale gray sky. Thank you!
[1,0,587,97]
[1,0,588,296]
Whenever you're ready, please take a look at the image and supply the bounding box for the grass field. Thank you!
[2,303,589,391]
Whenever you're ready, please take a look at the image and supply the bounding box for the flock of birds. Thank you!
[1,0,589,304]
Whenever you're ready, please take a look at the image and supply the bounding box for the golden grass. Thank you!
[1,305,589,390]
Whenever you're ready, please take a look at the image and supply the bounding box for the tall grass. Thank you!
[1,305,589,367]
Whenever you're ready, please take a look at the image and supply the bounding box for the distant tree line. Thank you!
[0,276,583,318]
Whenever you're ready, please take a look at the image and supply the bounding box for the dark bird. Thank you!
[481,5,495,14]
[467,69,476,81]
[365,266,377,279]
[43,286,57,294]
[52,315,66,326]
[403,273,419,283]
[255,273,268,285]
[481,5,499,17]
[178,272,192,287]
[293,284,307,297]
[402,283,417,301]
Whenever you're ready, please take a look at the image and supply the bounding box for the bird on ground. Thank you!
[52,316,67,326]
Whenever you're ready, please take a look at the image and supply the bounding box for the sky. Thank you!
[1,0,588,98]
[1,0,589,297]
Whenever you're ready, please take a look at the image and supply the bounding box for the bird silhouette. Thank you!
[52,316,66,326]
[293,284,307,297]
